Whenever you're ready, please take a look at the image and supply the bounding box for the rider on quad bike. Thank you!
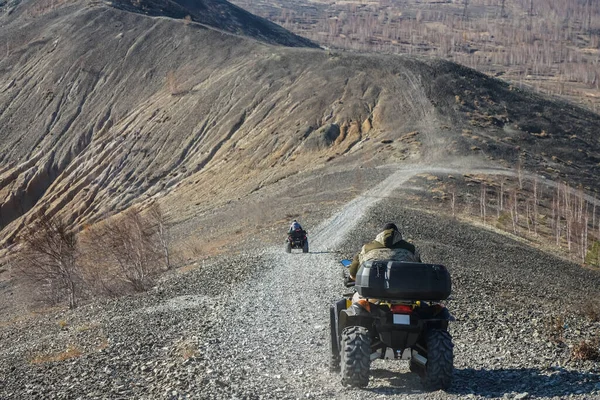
[288,220,304,234]
[286,220,308,253]
[331,222,454,390]
[348,222,421,282]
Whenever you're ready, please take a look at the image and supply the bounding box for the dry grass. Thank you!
[177,263,202,274]
[173,236,205,262]
[544,315,565,344]
[76,322,101,332]
[572,339,600,361]
[30,345,83,364]
[174,339,198,360]
[0,306,63,329]
[579,302,600,323]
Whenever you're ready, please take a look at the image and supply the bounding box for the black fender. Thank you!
[420,306,454,331]
[437,306,455,322]
[330,305,339,356]
[339,303,374,332]
[331,299,349,349]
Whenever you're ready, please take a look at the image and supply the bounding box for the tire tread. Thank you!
[340,326,371,387]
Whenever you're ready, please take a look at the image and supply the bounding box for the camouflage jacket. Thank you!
[348,229,421,279]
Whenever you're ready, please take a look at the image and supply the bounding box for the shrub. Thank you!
[15,211,82,309]
[81,206,167,293]
[585,241,600,267]
[580,302,600,322]
[572,339,600,361]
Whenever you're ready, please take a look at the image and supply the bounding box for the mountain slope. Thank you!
[0,0,600,250]
[109,0,318,47]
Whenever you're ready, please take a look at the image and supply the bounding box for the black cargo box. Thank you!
[355,260,451,301]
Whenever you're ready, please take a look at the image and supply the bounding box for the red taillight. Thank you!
[390,304,413,314]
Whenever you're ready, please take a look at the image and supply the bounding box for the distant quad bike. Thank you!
[330,259,454,390]
[286,229,308,253]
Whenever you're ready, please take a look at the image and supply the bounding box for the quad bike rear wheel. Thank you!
[302,241,309,253]
[285,242,292,253]
[340,326,371,387]
[421,329,453,390]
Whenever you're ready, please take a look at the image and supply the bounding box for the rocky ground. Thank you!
[1,165,600,399]
[2,0,600,398]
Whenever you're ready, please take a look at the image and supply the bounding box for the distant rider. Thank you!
[288,220,304,236]
[348,222,421,281]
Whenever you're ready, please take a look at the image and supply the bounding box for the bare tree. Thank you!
[533,178,538,234]
[450,188,456,218]
[517,160,524,190]
[552,195,559,245]
[15,211,81,309]
[148,203,171,270]
[509,189,518,234]
[555,184,562,246]
[583,207,590,263]
[480,183,487,225]
[82,208,162,292]
[593,195,597,234]
[500,181,505,213]
[526,200,532,234]
[588,0,593,37]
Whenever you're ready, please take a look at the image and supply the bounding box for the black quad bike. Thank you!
[286,229,308,253]
[329,259,454,390]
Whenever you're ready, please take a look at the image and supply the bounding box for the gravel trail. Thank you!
[2,165,600,399]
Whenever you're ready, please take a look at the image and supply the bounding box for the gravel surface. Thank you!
[2,166,600,399]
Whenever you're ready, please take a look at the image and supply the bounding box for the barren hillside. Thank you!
[1,0,600,253]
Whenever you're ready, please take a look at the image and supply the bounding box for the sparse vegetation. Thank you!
[166,70,179,96]
[175,338,198,360]
[13,204,172,309]
[572,338,600,361]
[30,345,82,364]
[544,315,565,344]
[233,0,600,110]
[436,174,600,267]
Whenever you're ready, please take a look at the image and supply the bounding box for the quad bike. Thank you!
[329,259,454,390]
[286,229,308,253]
